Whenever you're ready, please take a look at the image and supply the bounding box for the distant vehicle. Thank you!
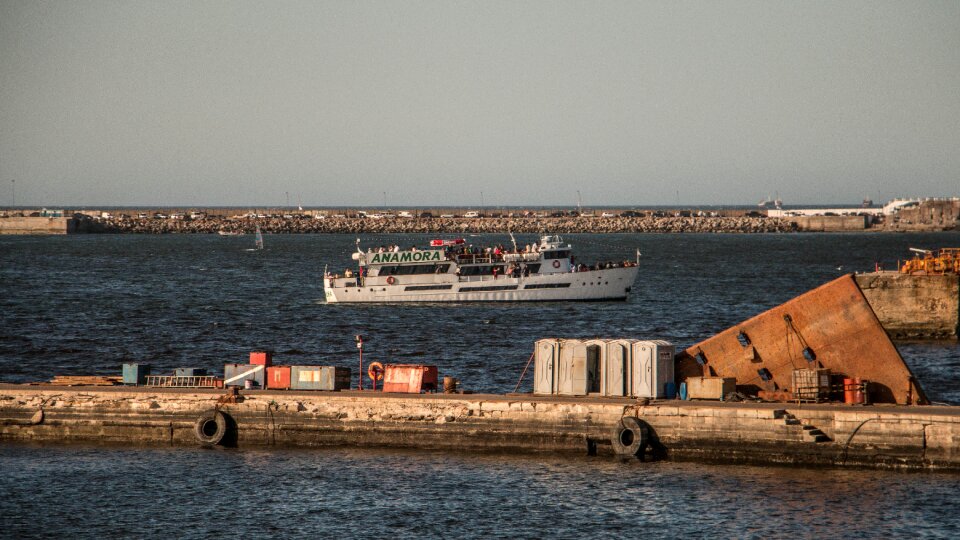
[419,212,433,218]
[314,214,326,220]
[463,211,480,218]
[282,214,294,219]
[600,212,616,218]
[397,211,414,218]
[189,211,206,219]
[440,214,455,218]
[368,213,384,219]
[154,213,169,219]
[619,211,642,218]
[137,212,148,219]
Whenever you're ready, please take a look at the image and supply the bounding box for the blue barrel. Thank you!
[664,381,677,399]
[679,382,688,400]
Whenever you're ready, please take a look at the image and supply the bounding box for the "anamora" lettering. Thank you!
[370,251,442,264]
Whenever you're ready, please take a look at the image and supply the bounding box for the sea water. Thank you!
[2,232,959,537]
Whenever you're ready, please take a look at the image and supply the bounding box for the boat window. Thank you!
[542,250,570,260]
[459,265,506,276]
[526,264,541,273]
[379,264,450,275]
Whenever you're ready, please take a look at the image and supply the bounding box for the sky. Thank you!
[1,1,958,208]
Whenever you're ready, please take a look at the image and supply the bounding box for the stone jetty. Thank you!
[3,384,960,471]
[86,215,796,234]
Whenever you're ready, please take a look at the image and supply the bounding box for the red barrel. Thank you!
[844,377,864,404]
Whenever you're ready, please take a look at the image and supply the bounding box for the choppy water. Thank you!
[1,444,959,539]
[2,232,960,537]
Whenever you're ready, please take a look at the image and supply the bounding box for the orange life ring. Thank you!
[386,276,396,285]
[552,260,561,269]
[368,362,384,381]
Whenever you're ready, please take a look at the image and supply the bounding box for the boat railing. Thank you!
[503,253,541,263]
[453,255,495,264]
[458,274,518,283]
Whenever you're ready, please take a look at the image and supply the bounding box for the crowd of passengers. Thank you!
[332,241,635,280]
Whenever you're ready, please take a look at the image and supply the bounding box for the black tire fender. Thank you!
[611,416,648,457]
[194,410,228,446]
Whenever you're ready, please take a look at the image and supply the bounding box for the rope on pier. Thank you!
[513,350,536,394]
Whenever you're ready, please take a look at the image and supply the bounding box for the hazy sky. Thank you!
[1,1,958,207]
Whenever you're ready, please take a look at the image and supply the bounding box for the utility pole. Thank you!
[11,179,14,207]
[383,191,386,209]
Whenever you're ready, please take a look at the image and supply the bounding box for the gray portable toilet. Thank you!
[603,339,635,397]
[560,339,603,396]
[631,340,676,398]
[533,339,558,395]
[555,338,579,395]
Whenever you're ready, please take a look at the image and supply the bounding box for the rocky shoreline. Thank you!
[84,215,798,234]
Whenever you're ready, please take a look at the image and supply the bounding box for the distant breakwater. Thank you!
[88,216,797,234]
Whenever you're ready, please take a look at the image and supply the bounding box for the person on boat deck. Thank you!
[344,269,354,277]
[392,245,400,252]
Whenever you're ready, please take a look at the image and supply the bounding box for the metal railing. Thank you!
[144,375,220,388]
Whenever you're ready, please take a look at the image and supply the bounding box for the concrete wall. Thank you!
[0,216,71,234]
[786,215,869,231]
[856,272,960,339]
[3,386,960,471]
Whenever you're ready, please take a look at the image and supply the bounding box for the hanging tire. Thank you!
[611,416,648,457]
[194,410,228,446]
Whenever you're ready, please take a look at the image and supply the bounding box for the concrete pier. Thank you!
[3,385,960,471]
[0,216,73,235]
[856,272,960,339]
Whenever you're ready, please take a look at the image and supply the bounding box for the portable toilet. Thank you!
[555,338,580,395]
[556,339,604,396]
[630,341,676,398]
[603,339,636,397]
[576,339,605,395]
[533,339,559,395]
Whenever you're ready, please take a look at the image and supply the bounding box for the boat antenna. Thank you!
[356,237,362,253]
[509,231,518,253]
[636,248,641,265]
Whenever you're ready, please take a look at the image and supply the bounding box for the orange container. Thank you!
[267,366,291,389]
[382,365,439,393]
[844,377,865,404]
[250,351,273,367]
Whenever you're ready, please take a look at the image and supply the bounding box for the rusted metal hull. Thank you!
[676,274,927,405]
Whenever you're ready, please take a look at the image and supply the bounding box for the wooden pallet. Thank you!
[44,375,123,386]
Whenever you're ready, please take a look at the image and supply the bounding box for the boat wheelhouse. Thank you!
[323,235,639,303]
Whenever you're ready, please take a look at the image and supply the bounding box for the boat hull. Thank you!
[324,266,638,303]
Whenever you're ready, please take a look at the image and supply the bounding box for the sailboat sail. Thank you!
[255,226,264,250]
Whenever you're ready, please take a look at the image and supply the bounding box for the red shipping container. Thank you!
[382,364,439,393]
[266,366,291,389]
[250,351,273,367]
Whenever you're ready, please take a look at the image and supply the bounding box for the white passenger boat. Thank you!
[324,235,639,303]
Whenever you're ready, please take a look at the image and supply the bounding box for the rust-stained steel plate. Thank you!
[677,275,927,405]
